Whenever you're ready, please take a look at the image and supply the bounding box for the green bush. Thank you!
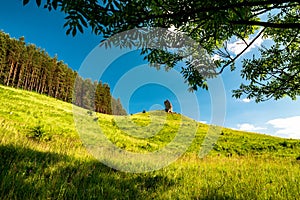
[27,124,48,141]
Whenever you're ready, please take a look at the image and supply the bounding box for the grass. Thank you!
[0,85,300,199]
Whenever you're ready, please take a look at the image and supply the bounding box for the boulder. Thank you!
[164,99,173,113]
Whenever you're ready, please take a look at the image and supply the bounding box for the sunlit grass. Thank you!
[0,85,300,199]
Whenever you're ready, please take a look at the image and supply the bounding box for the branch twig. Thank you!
[218,27,266,74]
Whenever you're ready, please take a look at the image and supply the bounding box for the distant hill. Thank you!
[1,85,299,158]
[1,85,300,199]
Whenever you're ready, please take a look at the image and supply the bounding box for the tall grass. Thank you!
[0,85,300,199]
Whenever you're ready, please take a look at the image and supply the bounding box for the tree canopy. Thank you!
[24,0,300,102]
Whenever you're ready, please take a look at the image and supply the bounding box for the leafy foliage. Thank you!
[22,0,300,102]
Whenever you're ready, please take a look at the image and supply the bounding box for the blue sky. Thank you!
[1,1,300,139]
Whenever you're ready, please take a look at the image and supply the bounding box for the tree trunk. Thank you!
[17,64,25,88]
[11,62,19,87]
[6,61,14,86]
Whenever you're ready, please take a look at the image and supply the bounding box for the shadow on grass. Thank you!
[0,144,174,199]
[0,144,240,200]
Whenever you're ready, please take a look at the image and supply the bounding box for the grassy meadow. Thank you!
[0,85,300,199]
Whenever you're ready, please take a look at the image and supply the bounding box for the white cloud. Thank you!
[267,116,300,139]
[237,123,266,132]
[227,34,265,55]
[242,98,252,103]
[199,120,207,124]
[211,54,221,61]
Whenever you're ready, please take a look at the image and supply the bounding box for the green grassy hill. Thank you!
[0,85,300,199]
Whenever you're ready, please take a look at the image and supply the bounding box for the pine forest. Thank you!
[0,31,127,115]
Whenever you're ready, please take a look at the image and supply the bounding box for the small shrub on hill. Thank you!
[87,110,93,116]
[27,124,51,141]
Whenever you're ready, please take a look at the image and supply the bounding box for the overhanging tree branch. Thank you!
[22,0,300,102]
[230,20,300,29]
[188,0,299,17]
[125,0,300,28]
[218,28,266,74]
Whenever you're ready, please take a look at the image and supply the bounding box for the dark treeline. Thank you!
[0,31,126,115]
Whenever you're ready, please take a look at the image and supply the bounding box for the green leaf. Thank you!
[66,28,71,35]
[52,1,58,10]
[115,1,121,10]
[23,0,30,6]
[63,22,69,28]
[78,24,83,34]
[230,63,236,71]
[78,14,88,28]
[72,28,77,37]
[36,0,41,7]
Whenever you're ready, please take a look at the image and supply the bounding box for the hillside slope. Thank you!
[1,85,299,158]
[0,85,300,199]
